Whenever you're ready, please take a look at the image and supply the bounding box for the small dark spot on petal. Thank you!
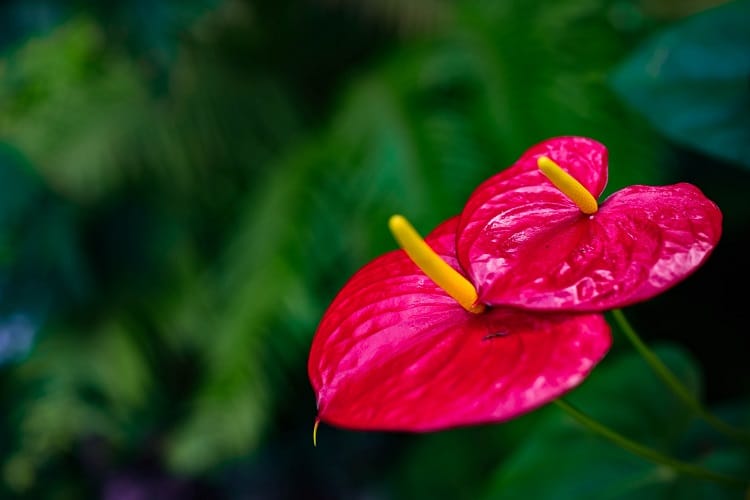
[483,331,508,341]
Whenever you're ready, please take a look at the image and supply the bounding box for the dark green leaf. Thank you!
[611,0,750,169]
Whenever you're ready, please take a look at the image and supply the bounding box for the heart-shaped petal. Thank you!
[458,137,722,310]
[308,218,612,431]
[459,137,608,236]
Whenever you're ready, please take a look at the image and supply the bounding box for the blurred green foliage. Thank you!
[0,0,748,498]
[611,0,750,169]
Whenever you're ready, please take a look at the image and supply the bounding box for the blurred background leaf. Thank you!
[610,0,750,169]
[0,16,151,201]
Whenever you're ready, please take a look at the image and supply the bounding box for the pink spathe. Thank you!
[308,218,611,431]
[457,136,722,311]
[308,136,722,432]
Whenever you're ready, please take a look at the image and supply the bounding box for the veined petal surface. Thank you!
[458,139,722,310]
[308,218,611,431]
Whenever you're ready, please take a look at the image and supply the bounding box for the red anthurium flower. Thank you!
[308,217,611,433]
[457,136,722,311]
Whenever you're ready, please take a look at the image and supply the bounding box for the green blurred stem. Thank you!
[612,308,750,446]
[553,399,747,488]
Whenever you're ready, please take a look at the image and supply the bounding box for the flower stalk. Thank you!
[612,309,750,447]
[554,399,748,488]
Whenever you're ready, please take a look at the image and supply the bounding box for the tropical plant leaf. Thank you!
[611,0,750,169]
[4,319,152,493]
[0,17,150,201]
[165,142,328,472]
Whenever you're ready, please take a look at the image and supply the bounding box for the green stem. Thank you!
[554,399,747,488]
[612,309,750,446]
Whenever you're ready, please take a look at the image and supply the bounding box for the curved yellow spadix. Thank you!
[313,417,320,447]
[388,215,485,314]
[538,156,598,214]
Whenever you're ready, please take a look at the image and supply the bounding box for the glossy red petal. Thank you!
[308,218,611,431]
[460,183,722,311]
[459,136,607,247]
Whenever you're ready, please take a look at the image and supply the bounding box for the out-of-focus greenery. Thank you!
[0,0,748,498]
[611,0,750,168]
